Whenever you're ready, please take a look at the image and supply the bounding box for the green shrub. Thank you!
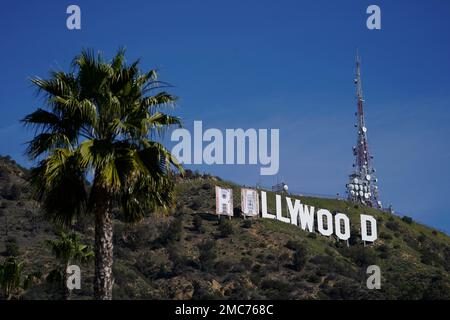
[402,216,413,224]
[116,224,155,250]
[218,218,233,237]
[276,252,289,269]
[201,183,211,190]
[386,220,400,232]
[183,169,194,179]
[192,280,222,300]
[292,250,308,271]
[6,184,22,200]
[214,260,232,276]
[285,240,305,252]
[287,241,309,271]
[260,279,292,299]
[227,280,256,299]
[418,233,427,243]
[251,264,262,273]
[240,257,253,269]
[325,278,366,299]
[4,237,20,257]
[380,232,393,240]
[423,275,450,300]
[188,199,202,211]
[420,249,444,267]
[198,240,217,271]
[159,218,183,244]
[242,219,252,229]
[134,250,172,279]
[376,244,390,259]
[306,273,322,283]
[230,263,246,273]
[167,244,192,275]
[192,214,204,233]
[342,246,377,267]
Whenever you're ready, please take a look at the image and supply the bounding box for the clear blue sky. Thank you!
[1,0,449,232]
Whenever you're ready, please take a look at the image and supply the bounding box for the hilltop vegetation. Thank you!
[1,155,449,299]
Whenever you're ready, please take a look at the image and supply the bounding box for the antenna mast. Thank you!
[346,52,382,209]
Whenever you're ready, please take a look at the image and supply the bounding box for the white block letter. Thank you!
[317,209,333,236]
[334,213,350,241]
[275,194,290,223]
[361,214,378,242]
[298,204,315,232]
[261,191,275,219]
[286,197,301,226]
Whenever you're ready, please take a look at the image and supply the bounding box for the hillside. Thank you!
[1,155,449,300]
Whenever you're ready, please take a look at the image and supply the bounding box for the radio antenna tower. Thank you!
[346,51,382,208]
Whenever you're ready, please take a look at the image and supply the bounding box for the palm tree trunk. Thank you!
[93,185,114,300]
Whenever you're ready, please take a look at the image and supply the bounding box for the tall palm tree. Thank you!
[23,49,182,299]
[46,231,94,299]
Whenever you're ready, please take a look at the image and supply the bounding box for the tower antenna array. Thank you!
[346,52,382,208]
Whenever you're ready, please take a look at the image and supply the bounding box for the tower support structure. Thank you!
[346,53,382,208]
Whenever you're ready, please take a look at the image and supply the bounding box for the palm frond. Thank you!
[30,150,87,227]
[21,108,61,131]
[46,231,94,265]
[25,132,72,160]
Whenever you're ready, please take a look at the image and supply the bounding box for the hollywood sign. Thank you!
[215,186,377,243]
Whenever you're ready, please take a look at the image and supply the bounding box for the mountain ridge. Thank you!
[1,154,449,299]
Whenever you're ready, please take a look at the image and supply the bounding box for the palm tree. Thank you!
[23,49,182,299]
[0,257,41,299]
[0,257,24,299]
[46,231,94,299]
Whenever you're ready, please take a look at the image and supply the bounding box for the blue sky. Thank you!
[0,0,449,232]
